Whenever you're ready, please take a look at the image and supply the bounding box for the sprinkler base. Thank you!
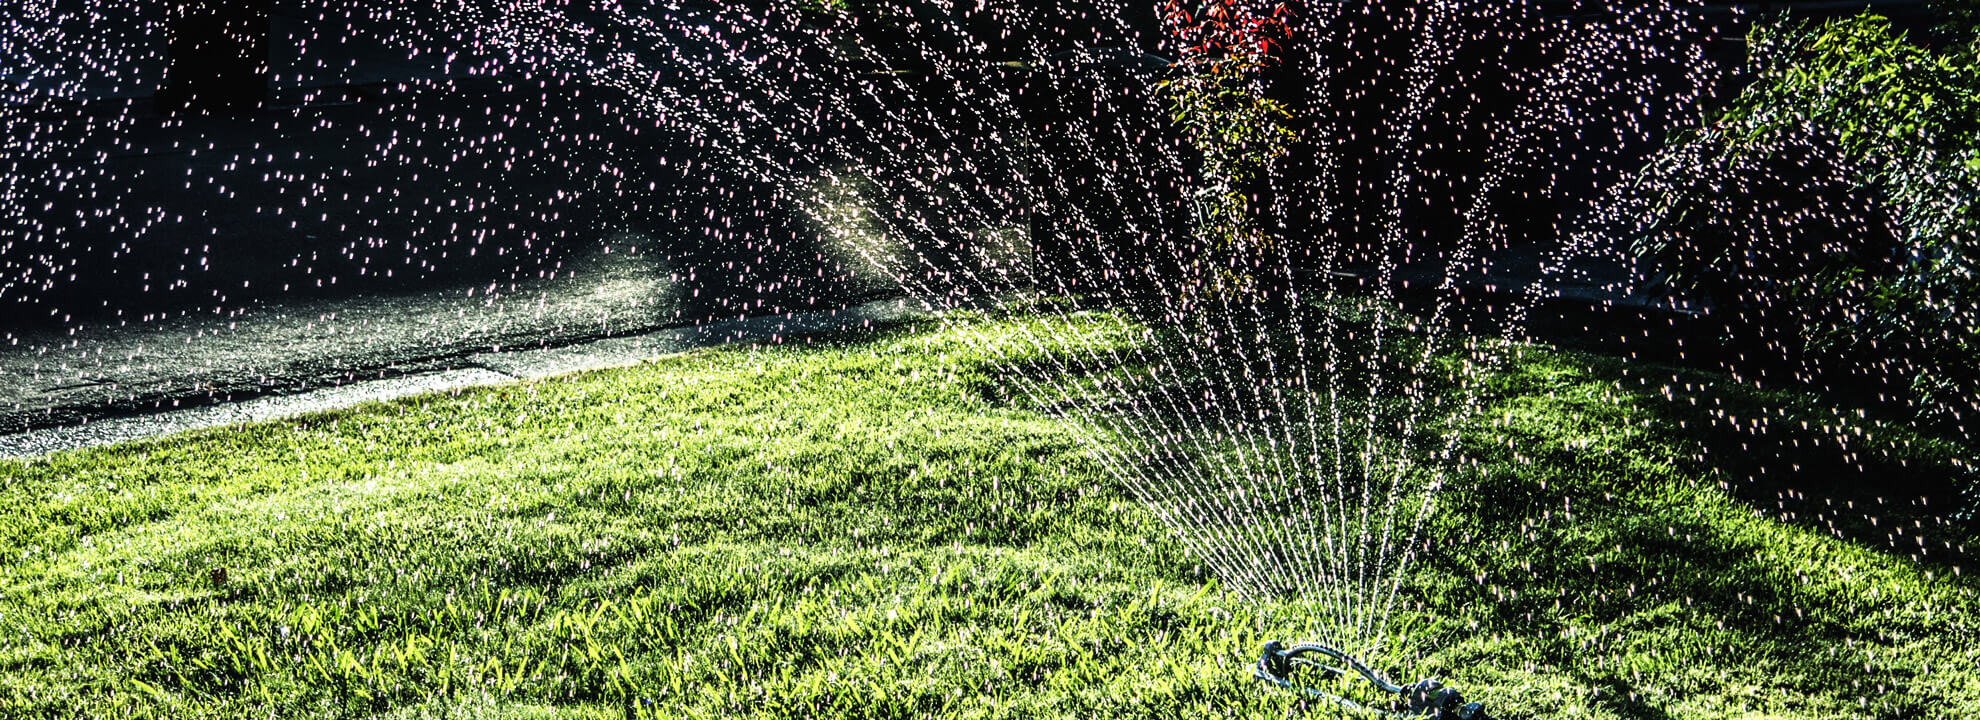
[1255,641,1494,719]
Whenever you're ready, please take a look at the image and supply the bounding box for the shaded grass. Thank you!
[1413,345,1980,719]
[0,312,1975,719]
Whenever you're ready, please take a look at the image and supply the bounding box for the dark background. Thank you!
[0,0,1942,329]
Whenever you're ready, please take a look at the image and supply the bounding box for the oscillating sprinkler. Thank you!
[1255,641,1495,719]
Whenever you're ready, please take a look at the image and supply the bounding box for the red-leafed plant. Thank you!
[1160,0,1298,309]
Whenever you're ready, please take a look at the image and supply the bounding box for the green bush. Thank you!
[1632,10,1980,426]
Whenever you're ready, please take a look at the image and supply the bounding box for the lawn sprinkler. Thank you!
[1255,641,1494,719]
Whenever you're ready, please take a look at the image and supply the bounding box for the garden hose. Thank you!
[1254,641,1494,719]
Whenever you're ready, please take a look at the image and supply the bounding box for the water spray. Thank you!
[1255,641,1494,719]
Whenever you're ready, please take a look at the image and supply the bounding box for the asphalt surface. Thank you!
[2,240,666,433]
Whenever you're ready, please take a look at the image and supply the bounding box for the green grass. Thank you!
[1,312,1976,719]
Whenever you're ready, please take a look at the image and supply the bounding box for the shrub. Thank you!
[1157,0,1298,315]
[1631,10,1980,426]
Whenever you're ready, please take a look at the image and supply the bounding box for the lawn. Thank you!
[1,311,1975,719]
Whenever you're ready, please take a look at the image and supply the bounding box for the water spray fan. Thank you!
[1255,641,1494,719]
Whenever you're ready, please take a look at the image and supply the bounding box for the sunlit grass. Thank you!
[1,312,1974,719]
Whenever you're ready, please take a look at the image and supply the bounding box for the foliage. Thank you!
[1,313,1977,718]
[1631,12,1980,425]
[1934,0,1980,44]
[1157,1,1298,312]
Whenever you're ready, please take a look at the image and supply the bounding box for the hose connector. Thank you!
[1400,677,1492,719]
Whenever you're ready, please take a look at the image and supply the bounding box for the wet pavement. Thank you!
[0,240,672,433]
